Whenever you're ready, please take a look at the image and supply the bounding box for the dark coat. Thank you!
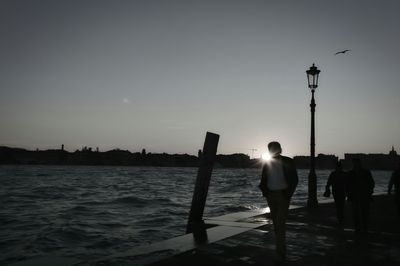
[327,170,347,198]
[389,169,400,195]
[259,155,299,199]
[347,168,374,202]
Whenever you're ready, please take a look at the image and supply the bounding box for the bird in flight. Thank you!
[334,49,351,55]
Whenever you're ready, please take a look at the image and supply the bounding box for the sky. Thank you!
[0,0,399,158]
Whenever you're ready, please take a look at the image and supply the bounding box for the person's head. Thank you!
[336,161,342,170]
[268,141,282,157]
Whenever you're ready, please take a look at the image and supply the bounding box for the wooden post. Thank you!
[186,132,219,234]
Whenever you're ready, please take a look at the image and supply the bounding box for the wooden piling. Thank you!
[186,132,219,234]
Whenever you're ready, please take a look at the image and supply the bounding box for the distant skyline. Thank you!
[1,0,400,158]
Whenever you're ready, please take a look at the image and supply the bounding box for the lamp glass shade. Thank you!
[306,64,320,90]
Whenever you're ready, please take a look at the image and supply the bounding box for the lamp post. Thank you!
[306,63,320,208]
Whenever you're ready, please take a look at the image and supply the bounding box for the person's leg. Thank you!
[266,191,288,259]
[396,193,400,215]
[274,192,289,259]
[352,202,361,234]
[333,196,344,224]
[266,193,278,231]
[336,196,345,224]
[361,201,370,233]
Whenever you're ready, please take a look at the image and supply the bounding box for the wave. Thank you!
[109,195,148,205]
[39,226,92,244]
[66,205,91,213]
[208,204,258,215]
[135,215,175,227]
[98,222,129,228]
[36,173,50,177]
[108,196,178,207]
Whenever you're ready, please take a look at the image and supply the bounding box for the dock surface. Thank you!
[146,194,400,266]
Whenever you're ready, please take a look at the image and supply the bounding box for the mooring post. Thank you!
[186,132,219,234]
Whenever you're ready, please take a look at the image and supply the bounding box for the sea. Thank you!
[0,165,392,265]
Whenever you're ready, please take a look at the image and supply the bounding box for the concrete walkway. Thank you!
[146,194,400,266]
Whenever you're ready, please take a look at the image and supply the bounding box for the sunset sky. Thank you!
[1,0,399,158]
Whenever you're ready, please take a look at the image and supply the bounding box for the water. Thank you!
[0,165,392,265]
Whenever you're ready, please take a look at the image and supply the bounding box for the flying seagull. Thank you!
[334,49,351,55]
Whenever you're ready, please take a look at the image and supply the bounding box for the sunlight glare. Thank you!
[261,152,272,162]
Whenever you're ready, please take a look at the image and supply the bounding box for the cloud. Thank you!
[122,98,130,104]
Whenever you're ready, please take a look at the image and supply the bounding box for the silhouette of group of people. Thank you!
[258,141,400,262]
[325,160,400,231]
[325,159,375,237]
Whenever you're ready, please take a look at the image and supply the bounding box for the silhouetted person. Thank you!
[347,158,375,239]
[259,141,298,261]
[388,162,400,215]
[325,161,347,224]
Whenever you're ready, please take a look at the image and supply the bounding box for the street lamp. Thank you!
[306,63,320,208]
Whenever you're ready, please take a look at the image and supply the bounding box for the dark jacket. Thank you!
[347,168,374,202]
[327,170,347,198]
[259,155,298,199]
[388,169,400,195]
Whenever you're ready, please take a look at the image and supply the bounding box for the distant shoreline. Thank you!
[0,146,258,168]
[1,146,399,170]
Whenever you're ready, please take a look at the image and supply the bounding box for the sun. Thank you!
[261,152,272,162]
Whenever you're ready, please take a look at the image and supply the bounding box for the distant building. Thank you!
[389,146,397,156]
[293,154,338,169]
[317,154,338,169]
[343,147,400,170]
